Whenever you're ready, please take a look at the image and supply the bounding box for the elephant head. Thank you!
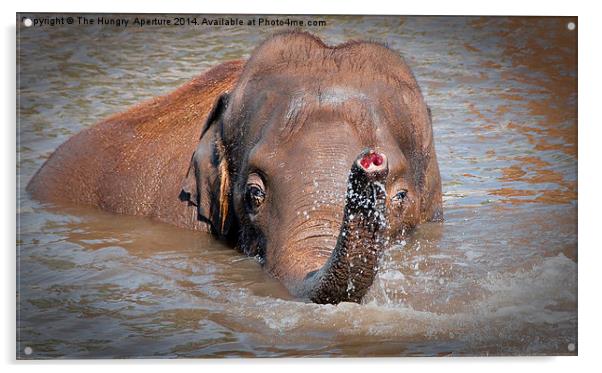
[181,32,442,304]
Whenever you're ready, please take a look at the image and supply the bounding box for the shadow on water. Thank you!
[17,15,577,357]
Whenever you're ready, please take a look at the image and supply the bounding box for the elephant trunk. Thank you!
[300,149,389,304]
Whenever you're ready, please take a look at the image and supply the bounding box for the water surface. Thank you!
[17,15,577,358]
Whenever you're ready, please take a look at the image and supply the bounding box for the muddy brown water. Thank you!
[16,15,577,357]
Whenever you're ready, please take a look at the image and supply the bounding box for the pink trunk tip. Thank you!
[360,152,384,169]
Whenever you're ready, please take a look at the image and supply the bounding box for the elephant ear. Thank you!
[180,93,233,236]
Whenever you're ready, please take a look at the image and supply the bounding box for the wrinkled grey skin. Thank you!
[300,150,389,303]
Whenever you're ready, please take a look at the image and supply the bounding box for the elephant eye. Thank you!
[246,185,265,207]
[392,189,408,203]
[245,174,265,212]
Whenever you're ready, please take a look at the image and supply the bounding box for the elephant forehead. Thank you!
[284,86,368,118]
[248,121,360,171]
[278,87,382,142]
[317,86,370,105]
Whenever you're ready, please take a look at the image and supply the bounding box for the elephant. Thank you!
[27,31,443,304]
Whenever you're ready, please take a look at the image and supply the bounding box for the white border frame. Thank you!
[4,0,599,371]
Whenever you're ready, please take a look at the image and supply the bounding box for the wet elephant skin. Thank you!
[27,31,442,303]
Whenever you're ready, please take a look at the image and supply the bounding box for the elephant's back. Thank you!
[27,60,245,230]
